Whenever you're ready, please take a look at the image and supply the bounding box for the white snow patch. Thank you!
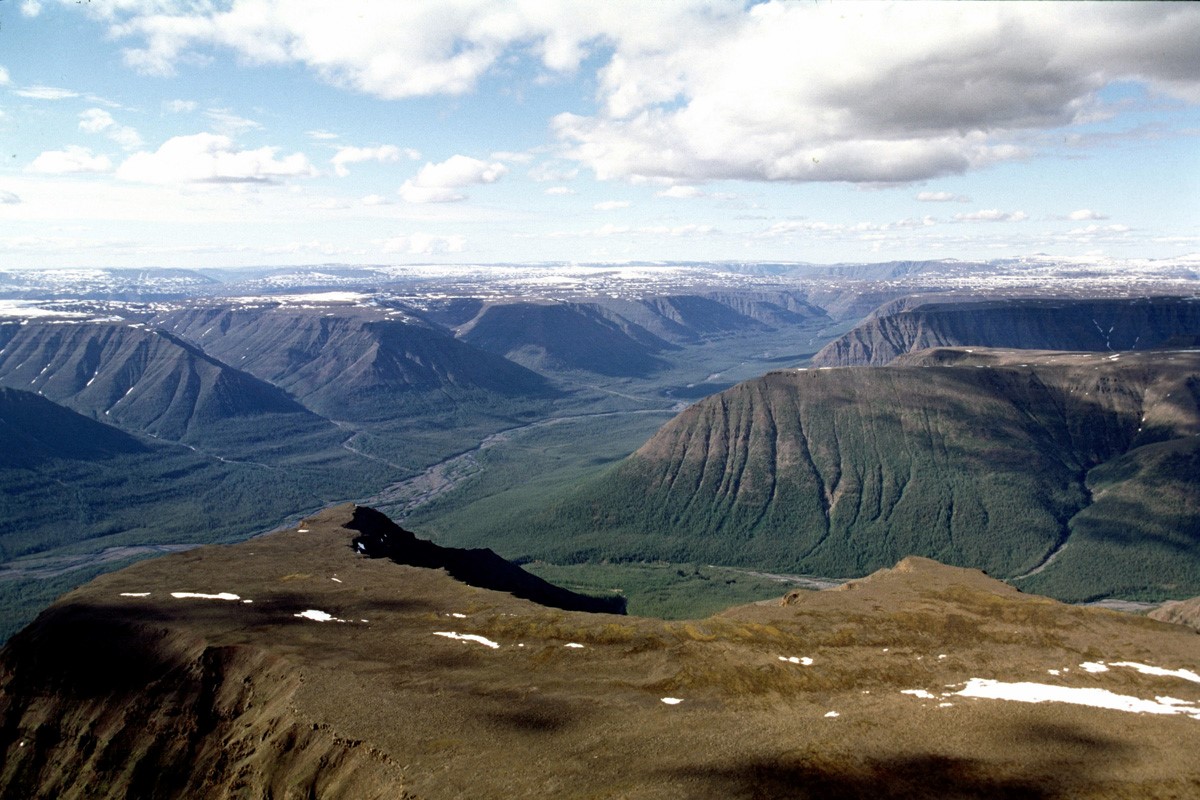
[330,577,342,583]
[954,678,1200,720]
[564,642,585,649]
[1080,661,1109,673]
[1110,662,1200,684]
[450,613,467,618]
[778,656,813,665]
[297,528,310,533]
[824,711,840,718]
[901,689,938,700]
[171,591,241,601]
[661,697,683,705]
[433,631,499,649]
[119,592,151,597]
[295,609,341,622]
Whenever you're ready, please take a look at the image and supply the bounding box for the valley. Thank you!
[1,258,1198,641]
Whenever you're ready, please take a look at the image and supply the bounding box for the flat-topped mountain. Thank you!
[813,297,1200,367]
[517,348,1200,602]
[1,504,1196,799]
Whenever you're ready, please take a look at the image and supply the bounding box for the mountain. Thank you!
[154,304,555,421]
[457,301,672,377]
[514,348,1200,602]
[0,387,148,469]
[1148,597,1200,632]
[1,505,1196,799]
[0,320,327,457]
[813,297,1200,367]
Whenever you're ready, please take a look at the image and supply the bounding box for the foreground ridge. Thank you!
[0,506,1197,799]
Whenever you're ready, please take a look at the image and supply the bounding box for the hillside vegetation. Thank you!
[478,349,1200,601]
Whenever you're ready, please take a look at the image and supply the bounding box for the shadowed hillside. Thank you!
[156,305,556,421]
[813,297,1200,367]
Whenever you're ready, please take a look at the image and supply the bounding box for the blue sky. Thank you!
[1,0,1198,268]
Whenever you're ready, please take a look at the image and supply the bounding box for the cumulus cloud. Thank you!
[916,191,970,203]
[382,232,466,255]
[69,1,1200,188]
[20,1,41,18]
[116,133,316,184]
[0,67,9,86]
[398,155,506,203]
[0,190,21,204]
[27,146,112,174]
[164,99,197,113]
[361,193,392,206]
[953,209,1030,223]
[79,108,144,150]
[331,144,419,177]
[1067,209,1109,221]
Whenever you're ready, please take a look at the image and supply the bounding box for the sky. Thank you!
[0,0,1198,269]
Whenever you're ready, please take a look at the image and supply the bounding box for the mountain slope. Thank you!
[0,320,324,455]
[156,305,555,421]
[458,301,672,377]
[519,349,1200,600]
[813,297,1200,367]
[1,506,1196,799]
[0,387,148,469]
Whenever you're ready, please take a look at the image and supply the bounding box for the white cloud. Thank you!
[544,186,575,196]
[307,130,339,140]
[953,209,1029,223]
[361,193,392,206]
[0,67,9,86]
[27,146,112,174]
[164,99,197,113]
[20,1,41,18]
[205,108,261,135]
[594,200,630,211]
[0,190,21,204]
[656,185,704,199]
[1067,209,1109,221]
[116,133,316,184]
[79,108,144,150]
[916,191,970,203]
[382,232,466,255]
[398,155,507,203]
[14,85,79,100]
[554,2,1200,185]
[331,144,419,177]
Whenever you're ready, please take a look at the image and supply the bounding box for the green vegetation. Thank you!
[521,562,818,619]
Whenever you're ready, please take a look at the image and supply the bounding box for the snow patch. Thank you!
[778,656,813,665]
[954,678,1200,720]
[1110,662,1200,685]
[901,689,938,700]
[433,631,500,649]
[564,642,585,649]
[661,697,683,705]
[171,591,241,601]
[824,711,840,718]
[119,592,151,597]
[1080,661,1109,673]
[295,609,343,622]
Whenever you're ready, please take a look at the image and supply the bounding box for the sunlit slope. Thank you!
[534,349,1200,600]
[813,297,1200,367]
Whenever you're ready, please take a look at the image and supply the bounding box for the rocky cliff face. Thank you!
[813,297,1200,367]
[1,504,1197,799]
